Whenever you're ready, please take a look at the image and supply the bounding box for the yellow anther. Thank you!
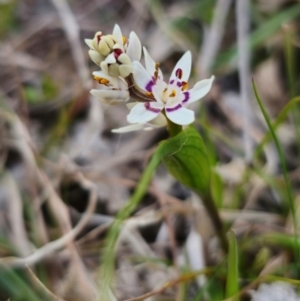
[181,82,188,91]
[145,91,154,97]
[122,36,127,45]
[154,62,160,79]
[169,90,176,97]
[93,76,109,85]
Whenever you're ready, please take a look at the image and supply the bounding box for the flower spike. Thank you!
[85,24,142,78]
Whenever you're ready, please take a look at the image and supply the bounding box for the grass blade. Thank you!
[225,230,239,299]
[252,79,298,257]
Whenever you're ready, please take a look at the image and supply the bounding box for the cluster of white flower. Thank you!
[85,24,214,133]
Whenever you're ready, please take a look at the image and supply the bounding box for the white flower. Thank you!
[112,103,167,133]
[127,48,214,126]
[90,71,129,105]
[85,24,142,78]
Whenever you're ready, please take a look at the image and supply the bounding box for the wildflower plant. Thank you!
[86,24,227,298]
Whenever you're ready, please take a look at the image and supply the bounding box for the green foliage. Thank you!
[25,74,58,104]
[253,81,297,237]
[210,170,224,208]
[226,230,239,300]
[160,126,211,195]
[0,0,16,38]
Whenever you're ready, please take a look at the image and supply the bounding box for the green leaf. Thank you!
[100,127,226,298]
[210,170,224,208]
[158,126,211,195]
[226,230,239,300]
[263,233,300,251]
[253,80,299,259]
[158,126,228,252]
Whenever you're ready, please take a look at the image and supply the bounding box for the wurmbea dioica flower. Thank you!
[85,24,141,78]
[86,25,214,132]
[127,48,214,126]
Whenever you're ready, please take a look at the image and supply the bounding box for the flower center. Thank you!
[169,89,176,97]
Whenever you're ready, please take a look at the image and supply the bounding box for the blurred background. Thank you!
[1,0,300,300]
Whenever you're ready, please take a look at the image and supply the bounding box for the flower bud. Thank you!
[85,24,142,78]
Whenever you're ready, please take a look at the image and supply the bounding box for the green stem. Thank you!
[164,111,182,137]
[201,192,229,253]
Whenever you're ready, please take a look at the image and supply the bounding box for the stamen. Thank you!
[122,36,127,45]
[175,68,183,79]
[145,91,154,97]
[154,62,160,79]
[181,81,188,91]
[169,90,176,97]
[93,76,109,85]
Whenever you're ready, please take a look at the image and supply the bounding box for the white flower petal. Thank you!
[100,61,109,74]
[112,24,123,47]
[149,113,167,127]
[118,53,131,64]
[90,89,129,105]
[165,104,195,125]
[88,50,104,65]
[119,64,132,77]
[85,39,94,49]
[112,124,145,133]
[105,53,116,64]
[143,47,163,80]
[143,47,156,75]
[181,75,214,104]
[108,64,119,77]
[151,81,166,105]
[127,102,163,123]
[127,32,142,61]
[132,61,154,92]
[98,39,111,56]
[169,51,192,83]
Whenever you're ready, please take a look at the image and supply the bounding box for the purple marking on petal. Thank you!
[166,104,182,112]
[145,80,155,92]
[182,91,190,103]
[145,102,161,113]
[177,81,183,88]
[170,79,175,85]
[175,68,183,79]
